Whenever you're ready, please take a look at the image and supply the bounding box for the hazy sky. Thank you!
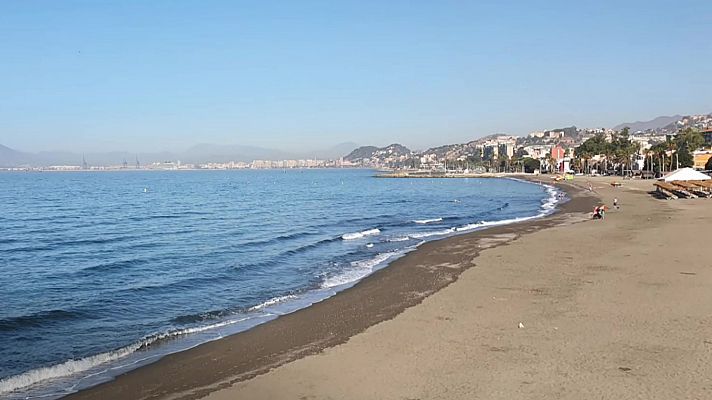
[1,0,710,153]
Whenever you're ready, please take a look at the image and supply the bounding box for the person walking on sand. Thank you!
[613,198,619,209]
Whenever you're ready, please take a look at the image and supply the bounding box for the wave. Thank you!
[127,214,185,221]
[409,228,456,239]
[341,228,380,240]
[332,214,395,227]
[0,309,87,332]
[413,217,442,224]
[541,186,559,212]
[279,237,340,257]
[2,245,55,254]
[119,274,229,295]
[226,230,322,251]
[80,258,147,274]
[506,178,560,212]
[455,217,527,232]
[53,235,136,247]
[321,251,400,288]
[0,318,249,396]
[171,308,236,324]
[248,295,299,311]
[3,235,142,254]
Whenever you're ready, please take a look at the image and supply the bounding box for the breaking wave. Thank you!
[341,228,381,240]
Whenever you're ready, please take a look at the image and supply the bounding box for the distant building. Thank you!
[523,145,552,159]
[48,165,82,171]
[550,145,566,172]
[483,144,498,160]
[498,142,514,159]
[551,145,565,161]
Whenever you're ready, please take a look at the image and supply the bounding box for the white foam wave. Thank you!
[413,217,442,224]
[408,228,455,239]
[409,185,561,239]
[0,318,248,395]
[248,295,298,312]
[506,177,560,215]
[540,186,559,212]
[321,251,400,288]
[341,228,380,240]
[387,236,410,242]
[455,216,534,232]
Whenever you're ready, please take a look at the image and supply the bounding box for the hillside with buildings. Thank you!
[343,113,712,174]
[2,113,711,172]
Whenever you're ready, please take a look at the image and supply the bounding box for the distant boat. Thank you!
[143,188,149,193]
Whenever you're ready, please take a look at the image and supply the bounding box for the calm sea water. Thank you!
[0,169,558,398]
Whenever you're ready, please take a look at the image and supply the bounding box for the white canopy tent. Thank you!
[659,167,711,182]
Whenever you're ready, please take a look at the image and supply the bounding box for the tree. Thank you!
[575,133,609,173]
[674,128,704,168]
[543,153,554,173]
[522,158,541,173]
[514,147,529,158]
[609,127,639,174]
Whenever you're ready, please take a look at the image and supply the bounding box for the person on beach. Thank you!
[592,205,606,220]
[613,198,619,209]
[593,206,601,220]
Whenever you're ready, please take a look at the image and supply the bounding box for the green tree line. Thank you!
[574,127,706,174]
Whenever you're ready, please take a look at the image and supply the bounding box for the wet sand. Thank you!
[64,178,596,400]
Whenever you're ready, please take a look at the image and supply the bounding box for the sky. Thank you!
[0,0,710,153]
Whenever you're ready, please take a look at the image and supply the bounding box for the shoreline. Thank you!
[198,177,712,399]
[60,178,598,400]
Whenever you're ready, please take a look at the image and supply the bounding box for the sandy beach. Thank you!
[65,177,712,400]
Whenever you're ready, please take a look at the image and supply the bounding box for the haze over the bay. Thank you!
[1,1,711,154]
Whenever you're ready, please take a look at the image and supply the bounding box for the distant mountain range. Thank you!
[0,142,359,168]
[0,144,29,167]
[614,115,683,132]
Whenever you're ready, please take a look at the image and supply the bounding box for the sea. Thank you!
[0,169,559,399]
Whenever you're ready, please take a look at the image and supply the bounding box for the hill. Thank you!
[0,145,31,167]
[614,115,683,132]
[344,144,412,165]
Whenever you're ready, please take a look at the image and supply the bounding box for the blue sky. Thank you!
[1,0,710,153]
